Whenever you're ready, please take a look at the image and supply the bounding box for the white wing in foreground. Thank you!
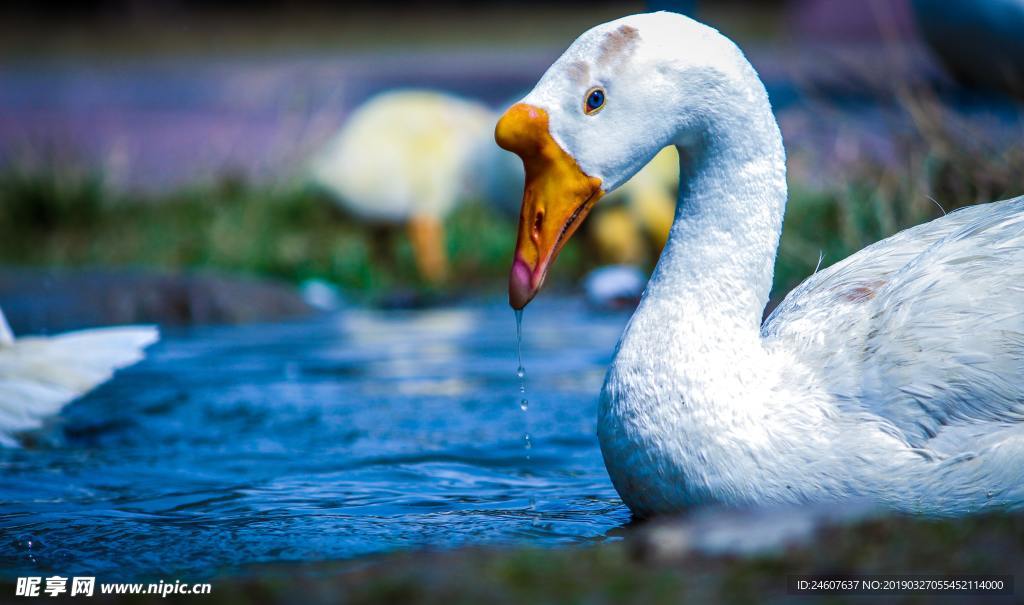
[0,323,159,446]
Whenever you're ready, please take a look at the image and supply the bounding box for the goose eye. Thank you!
[584,88,606,115]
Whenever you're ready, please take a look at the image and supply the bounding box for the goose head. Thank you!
[496,11,755,308]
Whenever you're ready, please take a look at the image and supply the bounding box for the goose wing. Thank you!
[764,197,1024,448]
[0,324,158,445]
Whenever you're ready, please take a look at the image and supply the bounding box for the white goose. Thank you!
[497,12,1024,517]
[0,308,157,446]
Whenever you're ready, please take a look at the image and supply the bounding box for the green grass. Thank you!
[2,92,1022,305]
[233,509,1024,603]
[774,93,1024,299]
[0,170,592,303]
[0,163,1007,306]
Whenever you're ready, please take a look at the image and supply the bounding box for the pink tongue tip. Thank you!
[509,259,534,309]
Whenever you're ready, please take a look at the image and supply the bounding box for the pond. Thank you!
[0,298,633,580]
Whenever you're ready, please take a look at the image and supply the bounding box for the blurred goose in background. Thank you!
[311,89,493,284]
[0,308,157,446]
[499,12,1024,516]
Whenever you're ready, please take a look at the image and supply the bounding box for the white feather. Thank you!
[0,308,158,446]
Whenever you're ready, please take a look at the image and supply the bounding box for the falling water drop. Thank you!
[514,309,532,460]
[515,309,526,388]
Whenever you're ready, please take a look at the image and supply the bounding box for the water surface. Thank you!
[0,298,632,580]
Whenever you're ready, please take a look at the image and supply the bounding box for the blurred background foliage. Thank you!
[0,0,1022,307]
[3,97,1020,305]
[775,92,1024,298]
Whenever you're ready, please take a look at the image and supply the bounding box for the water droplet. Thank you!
[514,311,527,385]
[514,310,527,390]
[514,309,524,361]
[514,309,532,462]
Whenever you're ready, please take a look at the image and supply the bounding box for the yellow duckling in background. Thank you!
[589,146,677,266]
[577,146,678,309]
[311,90,493,284]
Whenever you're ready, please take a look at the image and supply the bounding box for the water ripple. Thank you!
[0,298,632,580]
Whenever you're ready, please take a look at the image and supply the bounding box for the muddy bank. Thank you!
[0,268,313,332]
[21,506,1017,604]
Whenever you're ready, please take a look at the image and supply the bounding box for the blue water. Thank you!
[0,299,633,580]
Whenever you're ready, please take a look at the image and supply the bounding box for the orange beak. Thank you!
[495,103,603,309]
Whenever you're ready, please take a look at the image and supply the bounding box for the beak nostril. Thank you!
[533,211,544,235]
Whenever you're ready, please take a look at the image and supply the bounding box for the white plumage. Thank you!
[0,308,157,446]
[512,12,1024,516]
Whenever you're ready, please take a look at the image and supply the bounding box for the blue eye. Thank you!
[584,88,606,114]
